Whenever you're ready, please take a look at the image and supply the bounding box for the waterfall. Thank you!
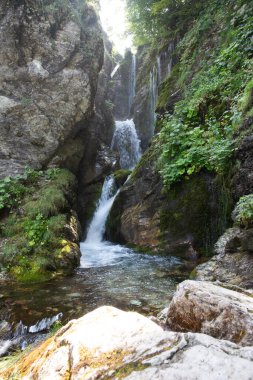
[149,66,159,136]
[111,119,141,170]
[85,176,118,244]
[82,120,141,247]
[157,56,161,84]
[128,53,136,116]
[81,55,141,252]
[111,63,120,78]
[167,42,174,76]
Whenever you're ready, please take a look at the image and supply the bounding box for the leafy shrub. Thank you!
[24,213,49,248]
[159,109,234,188]
[233,194,253,227]
[0,177,26,211]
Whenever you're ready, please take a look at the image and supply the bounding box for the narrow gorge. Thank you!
[0,0,253,378]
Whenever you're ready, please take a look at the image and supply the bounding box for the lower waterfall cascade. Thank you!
[80,118,140,267]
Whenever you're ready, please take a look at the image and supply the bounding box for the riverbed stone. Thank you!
[167,280,253,346]
[2,306,253,379]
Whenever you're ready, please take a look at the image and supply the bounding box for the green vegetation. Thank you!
[0,176,27,211]
[0,169,79,282]
[127,0,252,190]
[156,0,252,189]
[126,0,207,45]
[233,194,253,228]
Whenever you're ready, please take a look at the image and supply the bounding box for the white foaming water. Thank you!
[84,176,118,245]
[80,176,132,268]
[111,119,141,169]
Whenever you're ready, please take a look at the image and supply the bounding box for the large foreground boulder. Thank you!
[167,280,253,346]
[2,306,253,379]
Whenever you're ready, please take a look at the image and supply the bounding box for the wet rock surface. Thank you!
[2,306,253,379]
[167,280,253,346]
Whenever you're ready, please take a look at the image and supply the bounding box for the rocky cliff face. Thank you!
[111,50,134,121]
[0,0,104,178]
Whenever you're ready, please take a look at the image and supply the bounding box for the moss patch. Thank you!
[113,169,131,187]
[160,173,231,256]
[0,169,80,283]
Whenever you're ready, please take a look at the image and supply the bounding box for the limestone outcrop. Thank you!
[167,280,253,346]
[2,306,253,379]
[0,0,104,178]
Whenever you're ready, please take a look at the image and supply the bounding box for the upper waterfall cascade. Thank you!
[111,119,141,170]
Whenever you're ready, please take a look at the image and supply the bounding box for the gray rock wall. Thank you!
[0,0,104,178]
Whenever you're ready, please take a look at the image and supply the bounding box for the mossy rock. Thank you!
[239,78,253,116]
[160,172,231,256]
[0,168,81,283]
[113,169,131,187]
[78,180,103,232]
